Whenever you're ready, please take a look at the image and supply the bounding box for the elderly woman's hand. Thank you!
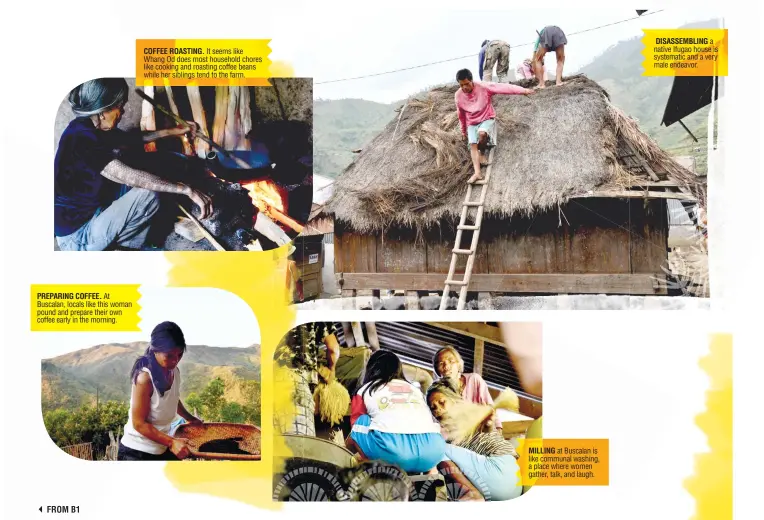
[183,187,213,219]
[176,121,198,140]
[481,411,497,433]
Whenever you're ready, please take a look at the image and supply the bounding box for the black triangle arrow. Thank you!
[636,10,648,16]
[39,507,43,513]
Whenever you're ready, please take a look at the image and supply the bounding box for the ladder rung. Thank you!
[452,248,474,255]
[463,201,482,207]
[457,224,480,231]
[445,279,468,286]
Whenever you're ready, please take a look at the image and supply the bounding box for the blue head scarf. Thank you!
[130,321,186,396]
[68,78,129,117]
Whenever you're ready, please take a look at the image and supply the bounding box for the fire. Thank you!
[241,180,285,214]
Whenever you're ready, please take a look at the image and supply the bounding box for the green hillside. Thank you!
[41,342,260,413]
[313,19,719,178]
[314,98,397,177]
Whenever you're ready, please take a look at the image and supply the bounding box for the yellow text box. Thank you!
[31,285,141,331]
[642,29,728,76]
[518,438,609,486]
[137,39,273,86]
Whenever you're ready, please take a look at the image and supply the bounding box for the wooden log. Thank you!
[186,86,210,157]
[341,290,356,310]
[224,87,251,150]
[431,322,504,344]
[350,322,367,346]
[356,289,374,309]
[341,322,355,346]
[239,87,253,145]
[212,86,230,147]
[477,292,492,309]
[365,322,380,351]
[165,86,194,155]
[405,290,420,310]
[177,204,225,251]
[140,86,157,152]
[574,190,697,201]
[473,339,485,376]
[340,273,666,295]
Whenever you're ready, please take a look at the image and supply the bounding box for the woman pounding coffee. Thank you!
[118,321,202,460]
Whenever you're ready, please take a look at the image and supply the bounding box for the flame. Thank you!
[241,180,285,214]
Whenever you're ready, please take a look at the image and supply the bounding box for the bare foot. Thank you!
[534,84,545,90]
[468,172,484,184]
[556,81,565,87]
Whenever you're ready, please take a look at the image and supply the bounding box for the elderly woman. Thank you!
[427,378,523,501]
[432,346,502,431]
[54,78,212,251]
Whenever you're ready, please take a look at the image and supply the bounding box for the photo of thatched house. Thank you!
[325,76,706,308]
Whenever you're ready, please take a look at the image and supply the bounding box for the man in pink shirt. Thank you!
[455,68,534,183]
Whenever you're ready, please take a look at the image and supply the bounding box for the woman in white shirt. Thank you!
[118,321,202,460]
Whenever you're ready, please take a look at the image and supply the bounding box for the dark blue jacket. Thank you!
[478,43,488,80]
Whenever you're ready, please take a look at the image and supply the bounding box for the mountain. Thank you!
[314,98,398,178]
[41,342,260,413]
[577,18,720,173]
[312,19,720,178]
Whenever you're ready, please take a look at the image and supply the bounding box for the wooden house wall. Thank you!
[334,199,668,276]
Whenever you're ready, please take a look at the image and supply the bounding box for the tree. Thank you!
[185,392,202,417]
[240,380,261,426]
[199,377,226,421]
[43,401,129,455]
[220,402,245,423]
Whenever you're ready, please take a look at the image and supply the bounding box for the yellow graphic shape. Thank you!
[641,29,728,76]
[137,39,273,86]
[684,334,732,520]
[517,436,609,486]
[31,284,141,331]
[162,248,296,510]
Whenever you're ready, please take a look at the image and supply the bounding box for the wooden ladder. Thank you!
[439,135,496,310]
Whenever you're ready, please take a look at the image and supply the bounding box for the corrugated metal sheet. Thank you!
[332,322,527,395]
[668,199,696,226]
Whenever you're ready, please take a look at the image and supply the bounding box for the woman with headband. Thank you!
[118,321,202,460]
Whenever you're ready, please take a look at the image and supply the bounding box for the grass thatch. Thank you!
[326,75,704,232]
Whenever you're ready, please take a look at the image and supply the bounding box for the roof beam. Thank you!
[575,190,697,201]
[624,140,660,181]
[429,322,504,345]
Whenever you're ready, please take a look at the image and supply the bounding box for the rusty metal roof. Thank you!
[332,322,529,396]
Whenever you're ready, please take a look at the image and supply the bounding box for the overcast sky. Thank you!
[273,8,722,103]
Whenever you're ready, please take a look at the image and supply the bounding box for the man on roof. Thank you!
[479,40,510,83]
[532,26,567,88]
[455,69,534,184]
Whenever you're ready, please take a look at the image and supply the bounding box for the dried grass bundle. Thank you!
[440,387,521,444]
[326,75,702,233]
[313,380,351,426]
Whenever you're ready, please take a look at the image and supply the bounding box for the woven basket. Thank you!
[175,423,261,461]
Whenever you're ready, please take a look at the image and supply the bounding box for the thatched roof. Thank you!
[302,203,334,236]
[326,76,705,232]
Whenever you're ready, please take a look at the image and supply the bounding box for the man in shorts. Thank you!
[532,26,567,88]
[455,69,534,183]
